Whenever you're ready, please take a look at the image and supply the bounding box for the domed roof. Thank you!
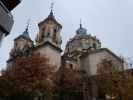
[14,25,33,42]
[76,24,87,35]
[21,26,30,38]
[64,24,102,56]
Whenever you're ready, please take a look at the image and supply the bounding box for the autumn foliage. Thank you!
[1,54,133,100]
[97,59,133,100]
[56,65,89,100]
[0,54,56,98]
[0,53,89,99]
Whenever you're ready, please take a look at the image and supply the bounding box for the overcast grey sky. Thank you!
[0,0,133,70]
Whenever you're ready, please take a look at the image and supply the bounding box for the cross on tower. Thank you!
[49,2,55,16]
[26,19,31,29]
[50,2,54,12]
[80,19,82,28]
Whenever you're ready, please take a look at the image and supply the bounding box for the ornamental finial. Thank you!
[50,2,54,12]
[26,18,30,31]
[22,19,31,37]
[50,2,54,16]
[80,19,82,28]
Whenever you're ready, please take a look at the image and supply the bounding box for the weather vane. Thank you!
[25,18,31,31]
[80,19,82,28]
[50,2,54,11]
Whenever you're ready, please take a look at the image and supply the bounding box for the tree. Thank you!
[56,65,89,100]
[0,54,56,99]
[97,59,133,100]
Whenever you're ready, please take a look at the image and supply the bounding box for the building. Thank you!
[63,23,124,75]
[0,0,21,44]
[7,7,126,100]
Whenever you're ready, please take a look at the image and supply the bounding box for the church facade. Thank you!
[7,8,125,100]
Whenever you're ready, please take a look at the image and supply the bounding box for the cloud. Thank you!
[0,0,133,69]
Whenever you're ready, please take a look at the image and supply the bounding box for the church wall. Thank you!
[34,45,61,71]
[80,49,123,76]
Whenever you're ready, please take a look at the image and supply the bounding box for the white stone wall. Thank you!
[35,45,61,71]
[80,49,123,76]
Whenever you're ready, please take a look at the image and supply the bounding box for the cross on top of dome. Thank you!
[49,2,54,17]
[22,19,30,38]
[76,19,87,35]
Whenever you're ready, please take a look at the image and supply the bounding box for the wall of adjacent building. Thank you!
[0,1,13,44]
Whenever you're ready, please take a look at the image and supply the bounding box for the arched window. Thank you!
[53,33,57,43]
[47,33,50,37]
[54,29,57,33]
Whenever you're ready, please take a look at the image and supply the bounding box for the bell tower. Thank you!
[7,23,33,66]
[35,4,62,71]
[36,3,62,48]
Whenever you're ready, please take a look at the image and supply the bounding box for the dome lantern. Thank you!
[76,20,87,35]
